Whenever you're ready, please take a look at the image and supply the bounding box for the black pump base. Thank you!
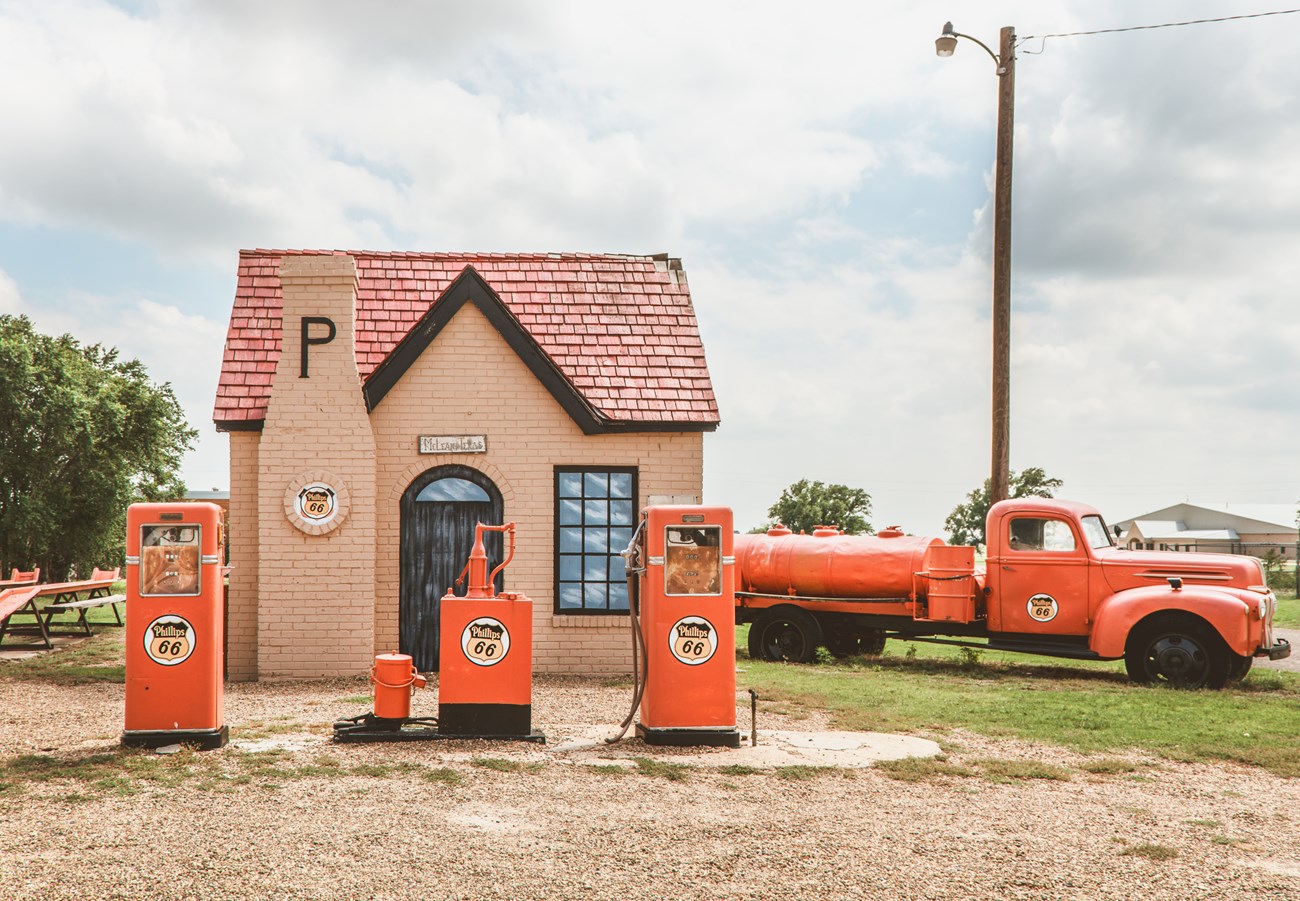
[438,703,546,743]
[636,723,741,748]
[332,713,443,743]
[331,711,545,744]
[122,725,229,751]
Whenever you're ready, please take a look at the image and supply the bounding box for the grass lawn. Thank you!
[1274,591,1300,628]
[0,586,127,684]
[737,625,1300,778]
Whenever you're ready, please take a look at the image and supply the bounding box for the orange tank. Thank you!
[735,527,943,599]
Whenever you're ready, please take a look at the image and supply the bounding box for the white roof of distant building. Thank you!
[1115,502,1296,534]
[1169,529,1239,541]
[1123,520,1239,542]
[1129,520,1182,536]
[1190,503,1296,530]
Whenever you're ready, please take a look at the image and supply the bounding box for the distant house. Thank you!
[1112,503,1297,562]
[183,489,230,518]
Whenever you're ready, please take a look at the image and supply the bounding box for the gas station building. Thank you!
[214,250,719,681]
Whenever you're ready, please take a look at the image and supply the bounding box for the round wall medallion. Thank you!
[284,471,350,535]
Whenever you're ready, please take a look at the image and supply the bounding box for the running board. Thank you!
[899,635,1102,661]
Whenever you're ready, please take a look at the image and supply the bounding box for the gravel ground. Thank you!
[2,648,1299,900]
[1260,628,1300,673]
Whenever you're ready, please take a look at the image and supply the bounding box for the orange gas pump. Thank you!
[620,506,740,747]
[438,522,543,742]
[122,502,227,750]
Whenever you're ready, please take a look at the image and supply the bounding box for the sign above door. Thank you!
[418,435,487,454]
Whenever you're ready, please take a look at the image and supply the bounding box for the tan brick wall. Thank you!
[226,430,260,681]
[255,255,377,678]
[370,301,703,674]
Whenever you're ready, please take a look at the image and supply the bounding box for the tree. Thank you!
[764,479,873,535]
[944,467,1063,548]
[0,315,196,579]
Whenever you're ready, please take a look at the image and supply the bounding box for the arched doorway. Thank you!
[400,465,504,671]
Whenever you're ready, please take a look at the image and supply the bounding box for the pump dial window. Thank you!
[140,525,201,596]
[664,526,722,596]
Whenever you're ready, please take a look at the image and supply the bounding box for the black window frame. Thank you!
[553,465,639,615]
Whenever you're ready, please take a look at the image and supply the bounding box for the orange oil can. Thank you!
[372,652,426,719]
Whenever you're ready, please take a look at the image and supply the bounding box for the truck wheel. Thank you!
[1124,615,1232,689]
[825,629,888,658]
[749,608,824,663]
[860,629,887,656]
[1227,654,1253,683]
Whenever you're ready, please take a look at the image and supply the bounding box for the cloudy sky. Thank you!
[2,0,1298,536]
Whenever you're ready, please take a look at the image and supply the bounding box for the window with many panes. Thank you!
[555,467,637,614]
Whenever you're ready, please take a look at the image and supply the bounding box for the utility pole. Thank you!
[936,22,1016,504]
[990,25,1015,504]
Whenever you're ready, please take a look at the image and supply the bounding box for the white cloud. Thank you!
[1,0,1298,534]
[0,268,20,313]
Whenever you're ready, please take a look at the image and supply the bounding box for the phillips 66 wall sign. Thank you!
[284,471,351,535]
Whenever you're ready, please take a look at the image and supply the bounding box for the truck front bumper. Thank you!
[1256,638,1291,661]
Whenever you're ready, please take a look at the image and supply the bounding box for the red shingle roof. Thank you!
[213,250,720,430]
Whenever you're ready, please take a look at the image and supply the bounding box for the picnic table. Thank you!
[0,568,122,649]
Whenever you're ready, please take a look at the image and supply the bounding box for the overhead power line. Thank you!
[1022,8,1300,41]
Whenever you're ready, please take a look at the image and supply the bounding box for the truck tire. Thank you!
[748,607,824,664]
[825,628,887,658]
[1123,614,1232,689]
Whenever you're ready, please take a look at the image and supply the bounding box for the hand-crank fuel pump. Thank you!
[613,505,741,747]
[334,522,543,743]
[437,522,543,741]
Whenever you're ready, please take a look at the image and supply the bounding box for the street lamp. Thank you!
[937,21,1016,505]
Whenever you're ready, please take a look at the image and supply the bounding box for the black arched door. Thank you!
[400,465,504,671]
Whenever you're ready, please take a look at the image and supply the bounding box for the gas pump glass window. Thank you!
[664,526,722,596]
[140,525,202,596]
[1008,518,1076,553]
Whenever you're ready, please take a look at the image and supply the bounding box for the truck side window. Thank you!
[1008,518,1076,552]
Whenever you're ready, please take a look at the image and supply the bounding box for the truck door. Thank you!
[989,515,1090,636]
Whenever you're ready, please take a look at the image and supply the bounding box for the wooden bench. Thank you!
[42,593,125,635]
[0,586,49,648]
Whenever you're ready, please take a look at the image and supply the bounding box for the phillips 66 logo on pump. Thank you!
[122,502,228,750]
[635,506,740,747]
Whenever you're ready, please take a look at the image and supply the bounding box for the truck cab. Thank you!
[982,498,1288,686]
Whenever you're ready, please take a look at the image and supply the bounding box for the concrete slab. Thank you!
[551,729,942,769]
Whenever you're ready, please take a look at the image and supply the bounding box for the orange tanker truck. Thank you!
[734,497,1290,688]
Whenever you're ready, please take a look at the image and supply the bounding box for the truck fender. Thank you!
[1090,586,1253,659]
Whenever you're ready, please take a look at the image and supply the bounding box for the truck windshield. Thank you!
[1080,515,1113,549]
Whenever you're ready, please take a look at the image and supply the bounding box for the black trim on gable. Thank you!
[215,420,264,433]
[361,266,716,435]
